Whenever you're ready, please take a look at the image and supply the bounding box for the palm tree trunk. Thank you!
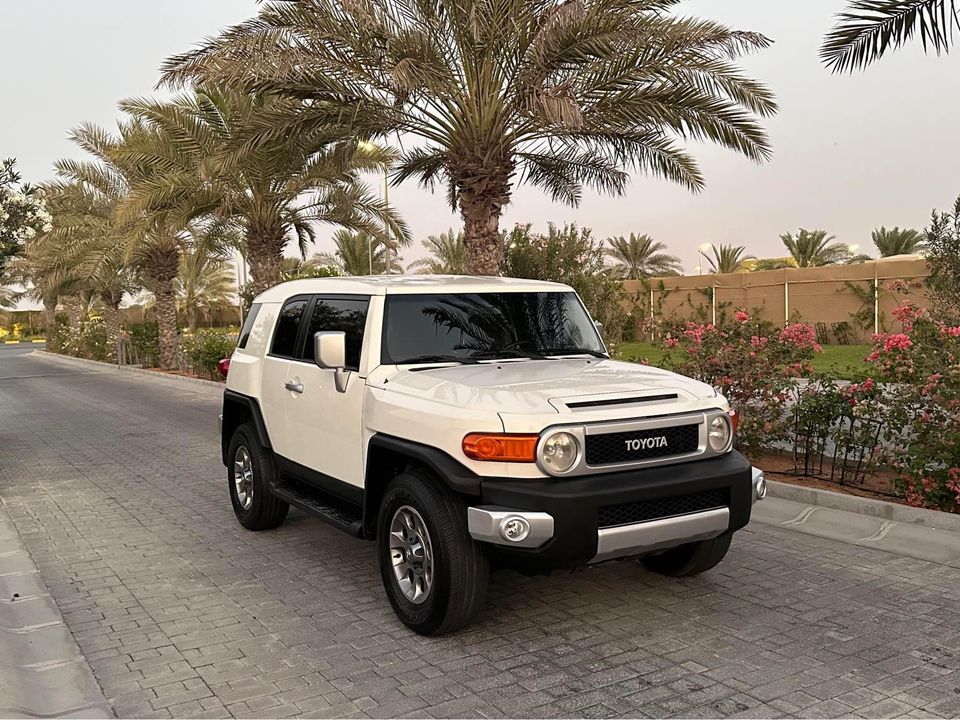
[459,179,509,276]
[63,295,83,329]
[152,280,177,370]
[188,310,199,334]
[62,295,87,357]
[246,223,285,296]
[100,291,122,362]
[42,295,57,352]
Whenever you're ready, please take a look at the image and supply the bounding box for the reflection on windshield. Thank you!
[382,292,606,364]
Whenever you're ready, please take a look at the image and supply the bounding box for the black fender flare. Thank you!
[362,434,482,538]
[221,390,271,465]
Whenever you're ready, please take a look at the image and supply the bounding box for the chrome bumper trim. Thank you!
[467,506,554,548]
[590,507,730,563]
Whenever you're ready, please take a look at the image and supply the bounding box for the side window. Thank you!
[301,296,370,370]
[237,303,261,350]
[270,298,307,358]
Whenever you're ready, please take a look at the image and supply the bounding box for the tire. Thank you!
[377,467,488,636]
[227,423,289,531]
[641,532,732,577]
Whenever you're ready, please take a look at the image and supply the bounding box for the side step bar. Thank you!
[270,483,364,538]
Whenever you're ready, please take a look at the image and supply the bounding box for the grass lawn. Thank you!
[616,342,873,381]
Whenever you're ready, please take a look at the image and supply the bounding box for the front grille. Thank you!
[585,424,699,466]
[598,489,729,528]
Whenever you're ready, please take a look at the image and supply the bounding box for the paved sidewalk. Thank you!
[2,346,960,719]
[0,500,111,718]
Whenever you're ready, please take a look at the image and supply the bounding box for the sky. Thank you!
[3,0,960,308]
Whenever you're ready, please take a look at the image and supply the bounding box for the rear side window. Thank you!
[271,299,308,358]
[237,304,261,349]
[301,296,369,370]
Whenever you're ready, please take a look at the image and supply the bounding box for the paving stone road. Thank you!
[2,346,960,719]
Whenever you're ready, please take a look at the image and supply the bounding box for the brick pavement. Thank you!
[1,347,959,719]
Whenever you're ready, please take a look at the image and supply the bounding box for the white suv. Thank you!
[220,276,766,635]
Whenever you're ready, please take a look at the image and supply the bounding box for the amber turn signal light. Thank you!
[728,409,739,434]
[462,433,538,462]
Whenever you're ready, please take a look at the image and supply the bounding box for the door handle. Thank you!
[284,381,304,394]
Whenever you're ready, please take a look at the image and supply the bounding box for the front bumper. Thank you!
[467,451,757,571]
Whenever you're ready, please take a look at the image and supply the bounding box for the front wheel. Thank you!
[377,468,488,636]
[641,532,732,577]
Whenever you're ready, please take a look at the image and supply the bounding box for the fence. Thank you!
[622,258,931,345]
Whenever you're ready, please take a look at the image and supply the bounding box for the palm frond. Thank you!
[822,0,959,72]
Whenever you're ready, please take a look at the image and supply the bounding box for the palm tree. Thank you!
[780,229,853,267]
[55,120,191,369]
[118,87,407,295]
[161,1,778,276]
[177,242,236,332]
[705,244,752,274]
[10,237,79,351]
[605,234,682,279]
[822,1,958,72]
[38,181,139,357]
[871,226,926,256]
[408,230,469,275]
[318,230,402,276]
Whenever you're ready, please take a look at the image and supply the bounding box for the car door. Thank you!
[282,294,371,499]
[260,296,310,461]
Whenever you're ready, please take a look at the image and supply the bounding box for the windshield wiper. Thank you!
[539,347,608,359]
[395,354,479,365]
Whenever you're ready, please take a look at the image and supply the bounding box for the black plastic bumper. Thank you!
[478,451,754,571]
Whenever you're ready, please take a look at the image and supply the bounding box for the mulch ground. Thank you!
[752,450,909,506]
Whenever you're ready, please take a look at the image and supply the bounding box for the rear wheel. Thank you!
[641,532,732,577]
[377,468,488,636]
[227,423,288,530]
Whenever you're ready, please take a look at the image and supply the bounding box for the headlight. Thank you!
[708,415,733,453]
[539,431,579,474]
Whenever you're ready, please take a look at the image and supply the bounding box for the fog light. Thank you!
[500,516,531,543]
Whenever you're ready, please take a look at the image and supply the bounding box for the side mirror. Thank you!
[314,331,346,369]
[313,331,350,393]
[594,320,604,337]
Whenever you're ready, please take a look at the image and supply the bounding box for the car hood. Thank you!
[380,358,718,422]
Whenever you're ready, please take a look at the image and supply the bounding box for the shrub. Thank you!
[500,223,625,349]
[181,329,236,380]
[127,321,160,367]
[62,316,107,360]
[867,306,960,512]
[660,311,821,455]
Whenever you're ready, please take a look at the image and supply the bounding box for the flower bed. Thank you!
[629,301,960,514]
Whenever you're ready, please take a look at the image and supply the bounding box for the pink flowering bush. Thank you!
[870,308,960,512]
[662,311,821,454]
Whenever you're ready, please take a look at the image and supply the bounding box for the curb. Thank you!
[0,503,113,718]
[32,350,225,393]
[767,479,960,534]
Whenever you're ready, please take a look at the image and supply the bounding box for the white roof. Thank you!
[254,274,573,303]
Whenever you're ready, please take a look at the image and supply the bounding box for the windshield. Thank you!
[382,292,606,364]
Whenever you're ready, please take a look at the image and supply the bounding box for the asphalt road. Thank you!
[1,345,959,719]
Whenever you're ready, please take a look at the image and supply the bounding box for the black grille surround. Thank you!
[584,423,700,466]
[598,488,729,528]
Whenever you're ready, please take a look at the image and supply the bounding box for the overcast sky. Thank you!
[4,0,959,293]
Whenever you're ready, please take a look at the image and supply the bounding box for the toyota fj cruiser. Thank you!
[220,276,766,635]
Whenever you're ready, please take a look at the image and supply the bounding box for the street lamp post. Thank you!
[697,243,713,276]
[382,171,390,275]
